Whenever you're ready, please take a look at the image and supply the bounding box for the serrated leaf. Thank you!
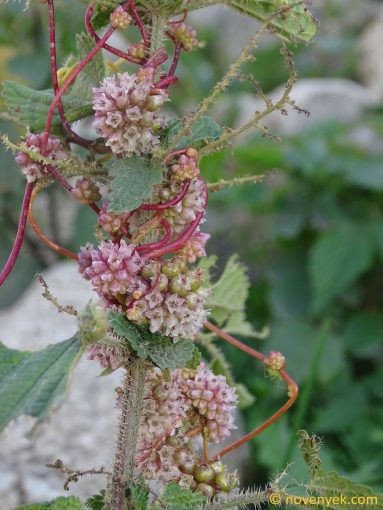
[168,116,224,150]
[108,156,164,213]
[108,312,196,370]
[309,225,374,312]
[309,472,383,510]
[1,81,93,132]
[161,482,207,507]
[186,345,202,369]
[209,254,250,320]
[85,492,105,510]
[91,4,115,30]
[0,336,81,432]
[15,497,84,510]
[72,33,107,101]
[131,484,149,510]
[185,0,317,42]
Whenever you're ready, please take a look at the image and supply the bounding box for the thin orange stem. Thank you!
[28,187,78,261]
[204,321,299,461]
[185,425,203,439]
[203,436,209,462]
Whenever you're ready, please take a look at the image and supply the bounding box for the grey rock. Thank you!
[359,5,383,101]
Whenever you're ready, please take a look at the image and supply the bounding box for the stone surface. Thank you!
[0,262,250,509]
[232,78,379,138]
[359,5,383,101]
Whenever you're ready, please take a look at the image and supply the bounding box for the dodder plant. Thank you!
[0,1,319,509]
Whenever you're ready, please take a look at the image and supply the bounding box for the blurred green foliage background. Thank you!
[1,0,382,494]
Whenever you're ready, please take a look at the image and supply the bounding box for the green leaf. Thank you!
[131,484,149,510]
[186,345,202,369]
[184,0,317,42]
[167,116,224,150]
[91,4,115,30]
[209,255,249,316]
[0,336,81,432]
[108,156,164,213]
[108,312,196,370]
[15,497,85,510]
[309,472,383,510]
[309,225,374,312]
[85,492,105,510]
[226,0,317,42]
[161,482,207,507]
[73,33,107,101]
[1,81,93,132]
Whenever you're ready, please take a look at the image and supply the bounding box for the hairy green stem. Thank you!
[106,361,147,510]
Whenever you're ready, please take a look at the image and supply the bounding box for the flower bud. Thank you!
[194,465,214,483]
[110,6,132,29]
[195,483,214,499]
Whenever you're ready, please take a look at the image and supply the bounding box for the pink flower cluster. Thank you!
[79,239,145,298]
[171,148,200,182]
[168,23,198,51]
[136,365,238,492]
[15,132,67,183]
[71,178,101,204]
[165,178,207,234]
[92,70,167,155]
[98,203,130,236]
[179,231,210,263]
[87,343,125,370]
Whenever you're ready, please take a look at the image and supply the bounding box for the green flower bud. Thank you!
[194,465,215,483]
[78,302,108,345]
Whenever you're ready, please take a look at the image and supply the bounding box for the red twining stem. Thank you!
[136,219,172,252]
[144,181,208,259]
[137,180,190,211]
[85,3,144,65]
[167,39,182,79]
[204,321,299,461]
[127,0,150,49]
[162,148,187,166]
[168,10,189,25]
[154,76,178,89]
[28,187,78,261]
[145,47,169,69]
[47,0,93,149]
[0,182,34,286]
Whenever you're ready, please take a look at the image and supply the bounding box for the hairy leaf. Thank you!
[1,81,93,132]
[183,0,317,42]
[0,337,81,431]
[167,115,224,150]
[309,225,374,312]
[108,312,196,370]
[308,472,383,510]
[108,156,164,213]
[297,430,322,478]
[85,492,105,510]
[15,496,84,510]
[161,482,207,507]
[131,484,149,510]
[73,33,107,101]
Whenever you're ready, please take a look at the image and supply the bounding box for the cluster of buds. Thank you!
[128,256,210,339]
[78,240,210,340]
[87,342,126,370]
[97,203,130,237]
[128,41,147,60]
[135,365,238,496]
[171,148,200,181]
[71,178,101,205]
[15,132,68,183]
[110,5,132,29]
[92,70,167,155]
[178,231,210,263]
[264,351,286,374]
[168,23,199,51]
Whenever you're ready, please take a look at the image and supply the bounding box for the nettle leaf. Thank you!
[184,0,317,42]
[91,4,115,30]
[73,33,107,101]
[108,156,164,213]
[15,496,84,510]
[1,81,93,132]
[309,472,383,510]
[108,312,197,371]
[309,225,374,313]
[131,484,149,510]
[161,482,207,507]
[85,492,106,510]
[167,116,224,150]
[0,336,81,432]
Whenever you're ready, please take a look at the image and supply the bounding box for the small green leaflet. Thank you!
[167,116,224,150]
[184,0,317,42]
[108,312,198,371]
[1,81,93,132]
[85,492,105,510]
[13,496,84,510]
[161,482,207,507]
[131,484,150,510]
[0,336,81,432]
[72,33,107,102]
[108,156,164,213]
